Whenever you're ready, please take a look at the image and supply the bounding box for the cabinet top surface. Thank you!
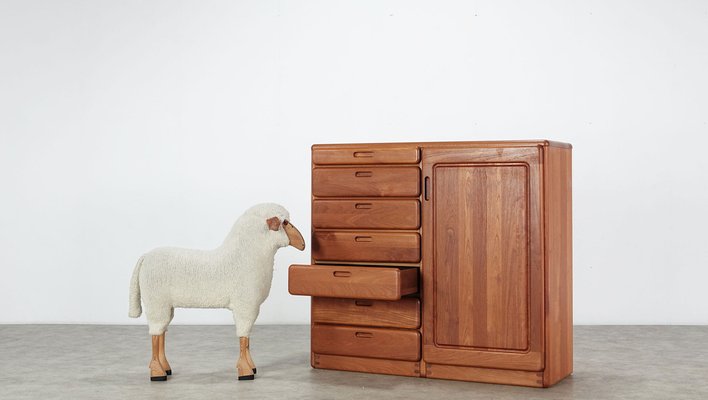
[312,140,571,150]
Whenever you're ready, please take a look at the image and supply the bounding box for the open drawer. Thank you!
[288,264,418,300]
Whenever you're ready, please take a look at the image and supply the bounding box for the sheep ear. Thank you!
[266,216,281,231]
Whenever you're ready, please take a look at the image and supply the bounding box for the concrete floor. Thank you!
[0,325,706,400]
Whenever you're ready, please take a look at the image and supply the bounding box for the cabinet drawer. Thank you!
[312,325,421,361]
[313,147,420,165]
[313,231,421,263]
[312,297,420,329]
[313,167,420,197]
[313,200,420,230]
[288,265,418,300]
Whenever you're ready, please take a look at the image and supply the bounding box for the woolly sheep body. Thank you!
[129,203,294,336]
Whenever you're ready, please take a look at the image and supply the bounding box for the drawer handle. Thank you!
[354,300,373,307]
[355,203,373,209]
[333,271,351,277]
[355,236,373,242]
[353,151,374,158]
[355,332,373,338]
[354,171,373,177]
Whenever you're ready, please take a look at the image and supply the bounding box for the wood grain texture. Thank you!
[312,297,421,329]
[426,364,544,387]
[421,146,545,372]
[542,145,573,387]
[313,199,420,230]
[312,324,421,361]
[313,167,420,197]
[313,147,420,165]
[313,354,420,377]
[149,335,166,379]
[433,164,529,350]
[312,231,421,263]
[288,264,418,300]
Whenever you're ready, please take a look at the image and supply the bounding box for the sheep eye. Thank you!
[283,220,289,226]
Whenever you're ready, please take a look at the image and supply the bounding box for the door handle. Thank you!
[424,176,430,201]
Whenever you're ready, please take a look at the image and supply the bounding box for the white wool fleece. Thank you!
[129,203,292,336]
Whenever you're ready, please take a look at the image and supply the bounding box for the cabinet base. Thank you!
[312,353,570,388]
[312,353,420,377]
[425,363,545,387]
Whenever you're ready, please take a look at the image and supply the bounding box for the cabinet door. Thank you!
[422,146,544,371]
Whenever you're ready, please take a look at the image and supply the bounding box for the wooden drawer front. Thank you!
[313,200,420,230]
[313,147,420,165]
[313,354,420,377]
[312,325,421,361]
[313,231,421,263]
[288,265,418,300]
[313,167,420,197]
[312,297,420,329]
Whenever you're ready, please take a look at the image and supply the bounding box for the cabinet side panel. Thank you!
[543,146,573,386]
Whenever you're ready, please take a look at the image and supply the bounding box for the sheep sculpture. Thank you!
[128,203,305,381]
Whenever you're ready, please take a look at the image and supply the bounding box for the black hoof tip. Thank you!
[238,375,255,381]
[165,370,172,375]
[252,368,257,374]
[151,376,167,382]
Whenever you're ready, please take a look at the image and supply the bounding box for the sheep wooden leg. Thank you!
[158,333,172,375]
[237,337,255,381]
[244,337,257,374]
[149,335,167,381]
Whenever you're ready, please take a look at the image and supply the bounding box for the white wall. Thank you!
[1,0,706,326]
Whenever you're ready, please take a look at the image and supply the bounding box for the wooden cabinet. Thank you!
[289,140,572,387]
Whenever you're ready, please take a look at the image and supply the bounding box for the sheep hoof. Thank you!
[165,370,172,375]
[238,375,255,381]
[252,368,257,374]
[150,376,167,382]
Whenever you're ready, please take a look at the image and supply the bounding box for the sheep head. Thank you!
[266,216,305,251]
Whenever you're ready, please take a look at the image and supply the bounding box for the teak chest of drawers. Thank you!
[288,140,573,387]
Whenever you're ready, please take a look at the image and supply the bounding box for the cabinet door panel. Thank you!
[422,146,544,372]
[434,164,529,350]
